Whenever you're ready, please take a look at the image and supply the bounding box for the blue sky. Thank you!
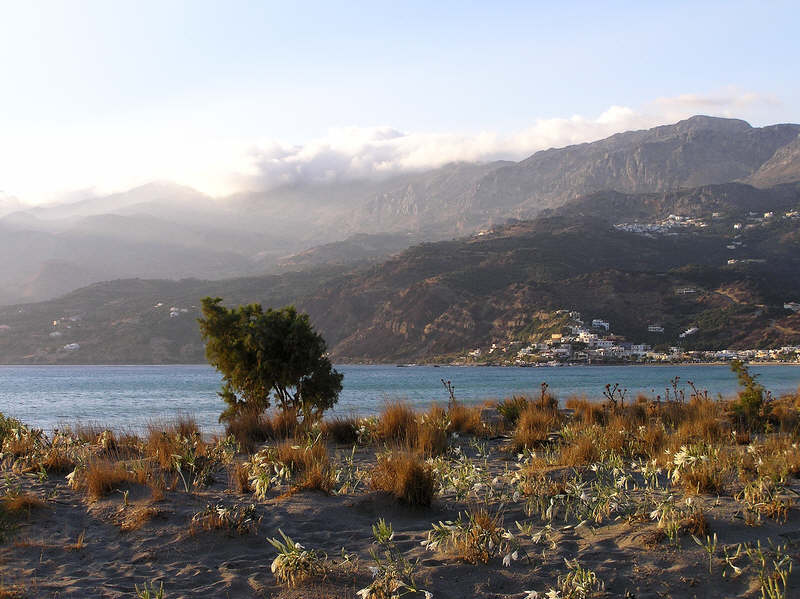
[0,0,797,202]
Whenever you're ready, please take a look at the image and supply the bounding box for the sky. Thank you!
[0,0,798,204]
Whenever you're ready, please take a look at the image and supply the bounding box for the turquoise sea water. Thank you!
[0,364,799,434]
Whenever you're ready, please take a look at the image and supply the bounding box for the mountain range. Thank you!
[1,115,799,362]
[0,177,798,364]
[2,115,799,307]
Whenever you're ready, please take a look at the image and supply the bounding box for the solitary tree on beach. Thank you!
[197,297,342,423]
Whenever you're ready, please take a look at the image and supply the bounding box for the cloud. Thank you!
[234,89,779,192]
[1,88,785,205]
[651,88,782,121]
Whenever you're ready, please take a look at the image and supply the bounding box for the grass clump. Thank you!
[322,416,360,445]
[225,410,274,453]
[511,403,562,452]
[134,581,165,599]
[424,508,522,566]
[246,437,334,498]
[376,403,417,445]
[447,403,484,435]
[268,529,325,588]
[1,492,45,516]
[84,460,138,500]
[359,519,429,599]
[371,451,436,507]
[190,502,261,536]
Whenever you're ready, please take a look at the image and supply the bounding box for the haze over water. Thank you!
[1,364,799,434]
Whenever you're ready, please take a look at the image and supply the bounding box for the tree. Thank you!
[197,297,342,423]
[730,359,766,430]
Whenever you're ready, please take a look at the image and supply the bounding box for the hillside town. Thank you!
[457,309,800,366]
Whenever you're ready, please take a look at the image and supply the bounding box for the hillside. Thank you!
[747,134,800,187]
[0,179,798,364]
[305,216,800,361]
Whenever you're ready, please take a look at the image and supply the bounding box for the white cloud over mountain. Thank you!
[1,89,785,205]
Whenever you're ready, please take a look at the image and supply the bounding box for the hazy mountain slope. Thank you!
[0,221,258,305]
[0,180,798,364]
[20,182,215,221]
[3,116,800,307]
[275,233,423,270]
[0,267,349,364]
[465,116,800,219]
[747,134,800,187]
[549,181,800,223]
[0,192,23,217]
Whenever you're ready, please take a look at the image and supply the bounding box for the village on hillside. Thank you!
[455,309,800,367]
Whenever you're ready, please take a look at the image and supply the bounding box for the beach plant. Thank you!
[558,559,605,599]
[371,451,436,507]
[737,477,793,525]
[134,581,165,599]
[190,502,261,536]
[511,402,562,452]
[334,445,369,494]
[743,540,794,599]
[649,494,683,544]
[423,508,523,566]
[497,395,530,427]
[692,532,718,574]
[666,442,725,494]
[323,416,361,445]
[358,519,430,599]
[245,435,333,497]
[267,529,325,587]
[532,559,604,599]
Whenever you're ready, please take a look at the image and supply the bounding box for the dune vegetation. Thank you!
[1,367,799,597]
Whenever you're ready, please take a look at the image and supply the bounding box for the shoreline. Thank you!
[0,359,800,368]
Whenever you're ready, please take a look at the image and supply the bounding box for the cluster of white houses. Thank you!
[464,310,800,365]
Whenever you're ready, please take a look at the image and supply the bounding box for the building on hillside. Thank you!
[591,319,610,330]
[679,327,699,338]
[647,324,664,333]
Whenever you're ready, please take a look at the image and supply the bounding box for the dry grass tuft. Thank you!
[371,451,436,507]
[559,433,600,467]
[119,506,161,532]
[230,461,252,493]
[297,461,334,493]
[0,584,26,599]
[510,404,562,452]
[376,403,417,445]
[447,403,484,435]
[565,397,605,425]
[681,507,710,537]
[226,410,274,453]
[680,462,725,495]
[322,417,360,445]
[2,492,45,516]
[85,460,136,500]
[275,440,334,493]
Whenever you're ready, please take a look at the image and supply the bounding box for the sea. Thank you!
[1,364,799,434]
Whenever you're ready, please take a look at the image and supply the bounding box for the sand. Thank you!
[1,436,799,598]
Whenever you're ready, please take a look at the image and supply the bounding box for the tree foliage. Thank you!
[198,297,342,423]
[730,359,766,430]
